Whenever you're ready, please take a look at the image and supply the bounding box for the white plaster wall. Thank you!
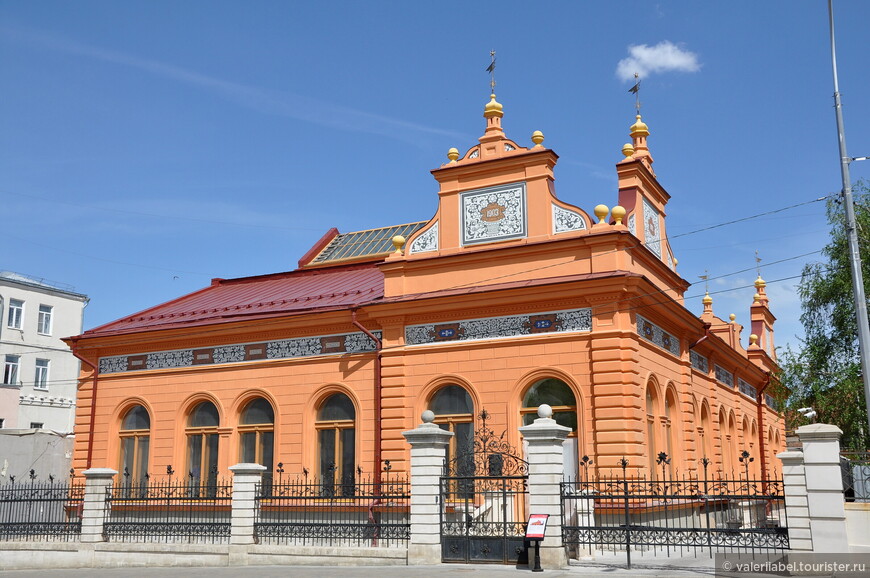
[845,502,870,553]
[0,277,86,433]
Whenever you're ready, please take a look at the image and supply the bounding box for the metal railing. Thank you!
[561,454,788,568]
[0,472,84,542]
[104,469,232,544]
[254,470,410,547]
[841,451,870,502]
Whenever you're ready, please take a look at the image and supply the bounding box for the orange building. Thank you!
[66,93,784,484]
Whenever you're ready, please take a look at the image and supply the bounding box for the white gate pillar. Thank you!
[519,404,571,570]
[797,423,849,552]
[403,410,453,565]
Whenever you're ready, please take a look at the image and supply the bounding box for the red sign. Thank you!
[525,514,549,539]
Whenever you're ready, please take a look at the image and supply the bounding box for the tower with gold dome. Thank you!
[64,86,785,525]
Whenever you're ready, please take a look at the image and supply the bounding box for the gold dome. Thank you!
[754,275,766,289]
[630,114,649,137]
[484,93,504,118]
[702,292,713,306]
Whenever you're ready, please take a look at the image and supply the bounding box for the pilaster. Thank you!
[81,468,117,543]
[228,463,267,545]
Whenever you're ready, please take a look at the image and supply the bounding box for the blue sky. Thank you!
[1,1,868,353]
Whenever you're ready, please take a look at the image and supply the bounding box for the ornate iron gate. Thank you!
[561,453,789,568]
[439,410,529,564]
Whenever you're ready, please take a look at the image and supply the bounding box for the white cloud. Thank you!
[616,41,700,81]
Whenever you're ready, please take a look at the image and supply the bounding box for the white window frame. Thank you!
[3,355,21,385]
[34,359,49,390]
[7,299,23,330]
[37,304,53,335]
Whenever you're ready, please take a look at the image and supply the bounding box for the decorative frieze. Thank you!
[636,315,679,356]
[714,365,735,387]
[690,350,709,373]
[738,378,757,399]
[404,308,592,346]
[98,330,382,374]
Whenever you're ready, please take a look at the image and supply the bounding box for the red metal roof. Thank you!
[83,263,384,337]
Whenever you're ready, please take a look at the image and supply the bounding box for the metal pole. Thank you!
[828,0,870,438]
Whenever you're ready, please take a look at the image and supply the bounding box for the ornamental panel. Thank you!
[460,183,527,246]
[408,221,438,254]
[636,315,679,356]
[552,204,587,234]
[98,330,381,374]
[642,198,662,257]
[404,308,591,346]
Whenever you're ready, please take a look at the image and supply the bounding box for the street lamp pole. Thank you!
[828,0,870,437]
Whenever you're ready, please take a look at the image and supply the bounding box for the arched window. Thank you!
[646,384,658,475]
[521,378,577,430]
[700,403,713,466]
[429,385,474,472]
[120,405,150,484]
[316,393,356,489]
[522,378,579,480]
[239,398,274,478]
[186,401,220,487]
[663,389,678,474]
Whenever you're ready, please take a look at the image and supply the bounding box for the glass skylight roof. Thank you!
[310,222,428,265]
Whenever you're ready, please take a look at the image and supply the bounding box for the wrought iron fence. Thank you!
[561,454,789,568]
[254,467,409,547]
[104,467,232,544]
[0,471,84,542]
[841,451,870,502]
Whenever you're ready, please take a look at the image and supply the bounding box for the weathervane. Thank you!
[755,250,762,277]
[699,270,709,293]
[628,72,641,114]
[486,50,496,92]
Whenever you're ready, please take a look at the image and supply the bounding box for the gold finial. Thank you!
[593,204,610,223]
[630,114,649,137]
[391,235,406,255]
[447,148,460,163]
[611,205,626,225]
[484,93,503,118]
[674,258,678,267]
[729,313,736,323]
[749,334,759,346]
[531,131,544,147]
[621,143,635,157]
[702,292,713,306]
[754,275,766,289]
[753,292,761,303]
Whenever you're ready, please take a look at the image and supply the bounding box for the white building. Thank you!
[0,271,88,433]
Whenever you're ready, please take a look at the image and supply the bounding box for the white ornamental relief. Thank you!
[627,213,636,236]
[642,198,662,257]
[552,204,587,234]
[461,183,527,246]
[409,221,438,254]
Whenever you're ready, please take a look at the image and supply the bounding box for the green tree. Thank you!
[779,181,870,450]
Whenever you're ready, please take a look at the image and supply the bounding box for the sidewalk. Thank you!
[0,556,720,578]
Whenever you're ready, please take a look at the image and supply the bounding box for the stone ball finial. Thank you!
[621,143,635,158]
[753,292,761,303]
[674,259,678,267]
[593,204,610,223]
[421,409,435,424]
[749,334,759,346]
[447,147,460,162]
[611,205,626,225]
[537,404,553,419]
[391,235,406,254]
[531,130,545,147]
[729,313,736,323]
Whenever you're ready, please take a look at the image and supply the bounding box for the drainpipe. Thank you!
[69,339,99,470]
[756,373,772,483]
[351,309,382,487]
